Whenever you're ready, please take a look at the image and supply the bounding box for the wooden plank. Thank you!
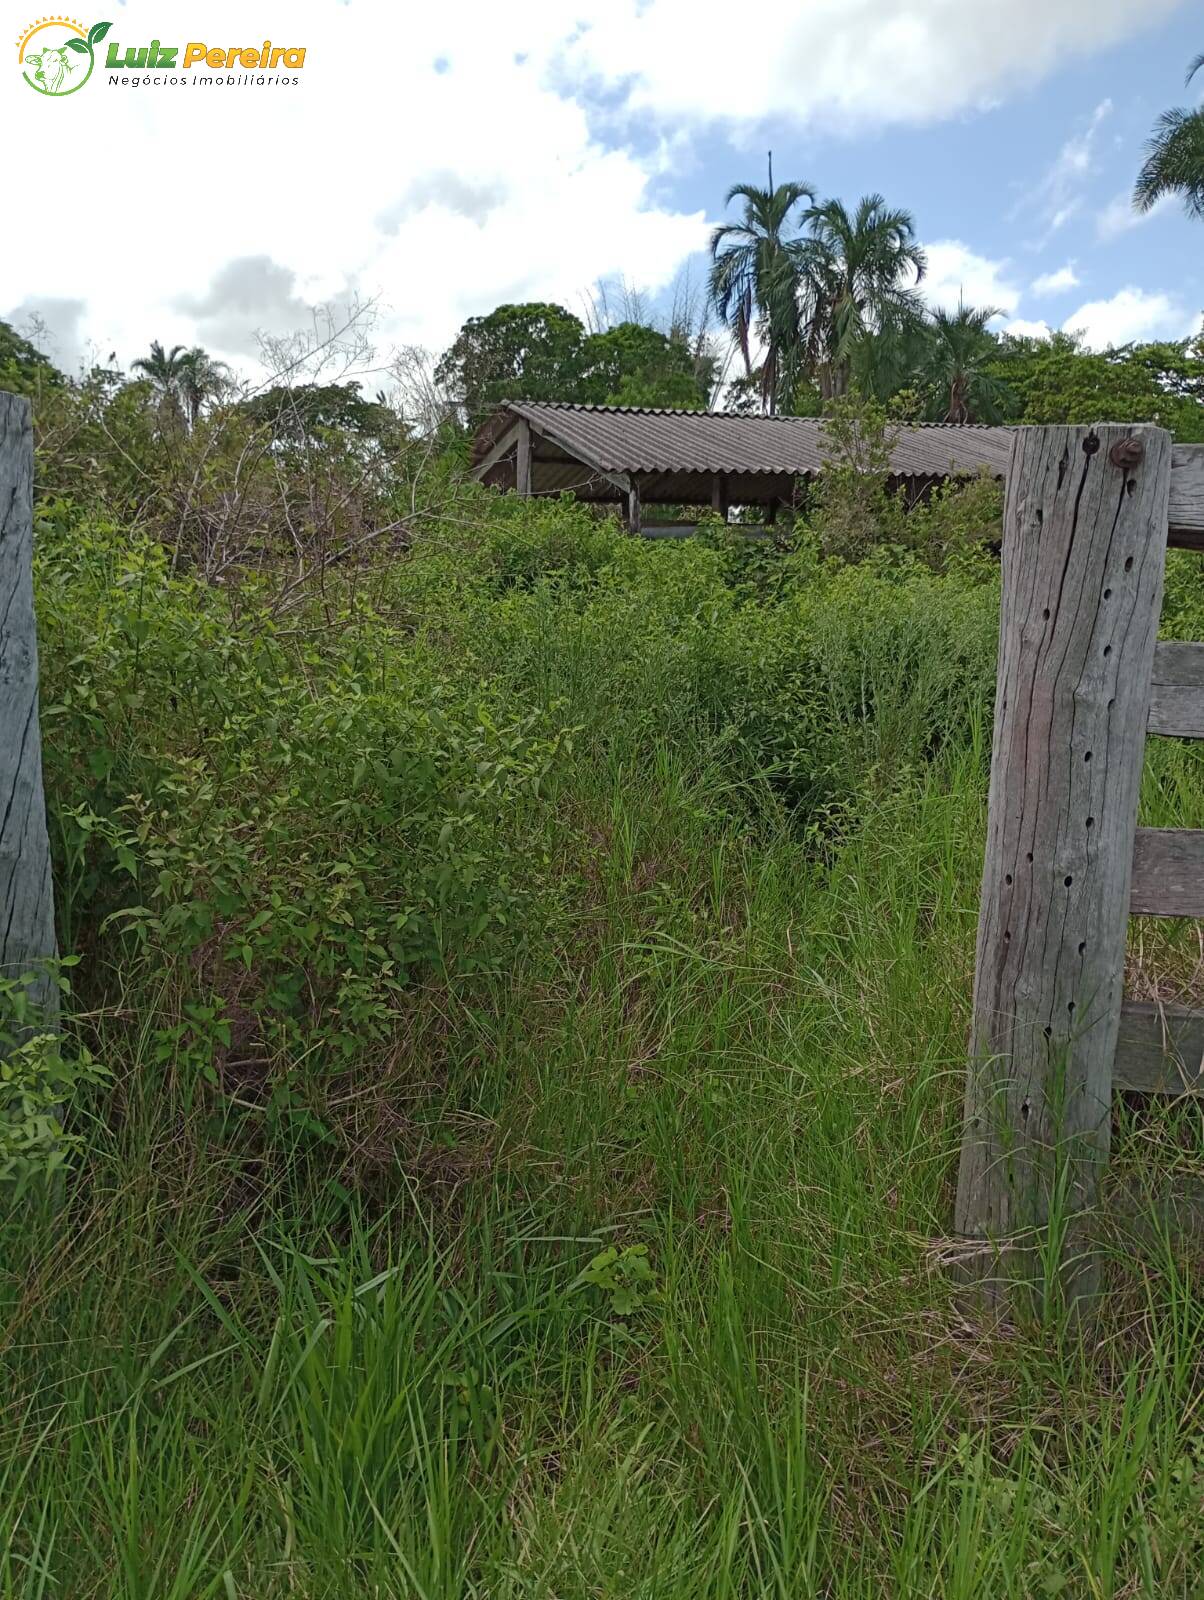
[1168,444,1204,547]
[955,424,1172,1309]
[471,421,520,483]
[0,391,58,1021]
[1148,641,1204,737]
[1130,828,1204,917]
[1113,1001,1204,1094]
[515,419,532,498]
[626,481,642,536]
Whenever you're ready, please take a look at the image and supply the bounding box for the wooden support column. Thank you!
[514,419,532,498]
[0,391,57,1027]
[626,480,642,536]
[954,425,1172,1312]
[711,474,728,520]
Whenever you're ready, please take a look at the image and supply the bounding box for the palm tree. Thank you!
[131,340,189,426]
[177,347,229,427]
[916,303,1006,423]
[131,341,227,428]
[796,194,927,402]
[1133,55,1204,220]
[709,175,814,413]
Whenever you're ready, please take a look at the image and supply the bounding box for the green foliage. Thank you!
[240,380,397,446]
[0,967,106,1196]
[573,1243,660,1318]
[586,321,711,408]
[991,330,1204,439]
[1133,55,1204,221]
[434,302,592,425]
[807,390,907,560]
[0,317,63,399]
[36,521,572,1091]
[435,303,718,423]
[8,390,1204,1593]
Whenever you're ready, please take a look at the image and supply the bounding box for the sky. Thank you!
[3,0,1202,384]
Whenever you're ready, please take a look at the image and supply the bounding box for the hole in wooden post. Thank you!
[1104,588,1112,599]
[1084,751,1092,763]
[1064,875,1073,886]
[1124,556,1134,572]
[1043,608,1051,620]
[1103,645,1112,657]
[1067,1001,1075,1014]
[1004,930,1011,942]
[1078,941,1087,954]
[1005,873,1013,885]
[1021,1096,1032,1119]
[1026,851,1034,862]
[1126,479,1136,496]
[1042,1025,1053,1039]
[1085,816,1094,829]
[1082,434,1101,457]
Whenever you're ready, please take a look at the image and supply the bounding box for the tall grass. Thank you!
[1,501,1201,1595]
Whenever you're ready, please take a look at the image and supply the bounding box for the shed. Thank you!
[471,400,1014,533]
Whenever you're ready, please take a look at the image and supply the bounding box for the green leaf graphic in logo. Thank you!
[21,18,110,95]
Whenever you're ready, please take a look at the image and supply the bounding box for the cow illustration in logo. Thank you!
[18,18,110,96]
[24,44,71,91]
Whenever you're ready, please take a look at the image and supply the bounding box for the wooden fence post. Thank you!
[955,424,1172,1310]
[0,391,57,1025]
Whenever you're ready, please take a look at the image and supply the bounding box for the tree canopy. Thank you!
[434,303,714,422]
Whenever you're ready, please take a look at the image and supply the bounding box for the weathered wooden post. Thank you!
[955,424,1172,1311]
[514,418,532,498]
[0,391,57,1024]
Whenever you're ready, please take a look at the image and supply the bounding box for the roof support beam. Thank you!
[515,419,532,498]
[471,421,521,484]
[626,481,642,535]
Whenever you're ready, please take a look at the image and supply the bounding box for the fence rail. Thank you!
[955,423,1204,1313]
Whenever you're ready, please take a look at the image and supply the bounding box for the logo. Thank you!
[18,18,306,95]
[18,16,110,95]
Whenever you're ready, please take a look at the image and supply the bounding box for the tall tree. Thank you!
[177,348,229,427]
[916,303,1006,423]
[1133,56,1204,221]
[708,175,814,413]
[796,194,927,402]
[434,304,591,427]
[131,340,190,427]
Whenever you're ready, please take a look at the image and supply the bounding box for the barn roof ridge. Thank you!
[503,399,1004,429]
[472,400,1016,500]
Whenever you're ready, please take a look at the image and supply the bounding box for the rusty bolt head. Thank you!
[1110,437,1144,470]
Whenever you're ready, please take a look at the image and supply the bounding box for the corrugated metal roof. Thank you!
[473,401,1014,482]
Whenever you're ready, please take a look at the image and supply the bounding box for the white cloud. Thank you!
[922,242,1021,315]
[1011,100,1112,242]
[1030,263,1079,295]
[1061,287,1198,347]
[1,0,1191,378]
[1004,318,1053,339]
[558,4,1176,129]
[0,1,711,374]
[1096,190,1175,239]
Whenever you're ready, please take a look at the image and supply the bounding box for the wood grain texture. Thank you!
[1130,828,1204,916]
[1147,642,1204,737]
[955,425,1172,1303]
[0,391,57,1019]
[514,419,531,498]
[1113,1001,1204,1094]
[1168,444,1204,546]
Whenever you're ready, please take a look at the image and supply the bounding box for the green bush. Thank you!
[35,518,572,1080]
